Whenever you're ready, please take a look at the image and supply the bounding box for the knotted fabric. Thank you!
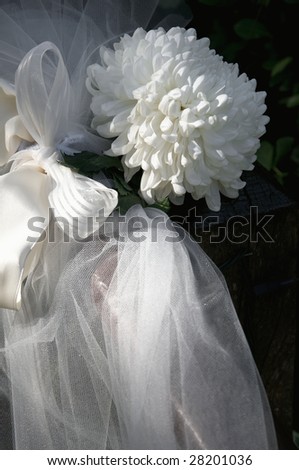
[0,42,118,310]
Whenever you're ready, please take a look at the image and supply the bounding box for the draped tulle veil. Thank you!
[0,0,277,450]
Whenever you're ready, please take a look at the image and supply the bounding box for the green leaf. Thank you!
[112,173,133,197]
[152,198,171,213]
[234,18,271,40]
[284,0,299,4]
[286,94,299,108]
[271,57,293,77]
[257,141,274,170]
[61,152,122,175]
[118,193,144,215]
[273,167,288,185]
[274,136,294,165]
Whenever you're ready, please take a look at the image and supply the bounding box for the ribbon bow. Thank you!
[0,42,118,310]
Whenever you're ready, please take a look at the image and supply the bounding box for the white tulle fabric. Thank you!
[0,0,186,310]
[0,0,277,450]
[0,40,118,310]
[0,206,277,449]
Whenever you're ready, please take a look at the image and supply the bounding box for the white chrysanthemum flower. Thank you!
[87,27,269,211]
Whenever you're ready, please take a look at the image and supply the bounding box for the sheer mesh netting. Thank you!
[0,206,277,449]
[0,0,277,451]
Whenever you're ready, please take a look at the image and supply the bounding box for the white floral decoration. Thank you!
[86,27,269,211]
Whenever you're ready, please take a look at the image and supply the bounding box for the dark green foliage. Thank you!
[61,152,122,176]
[185,0,299,200]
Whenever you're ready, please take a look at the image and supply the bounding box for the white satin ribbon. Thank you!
[0,42,118,310]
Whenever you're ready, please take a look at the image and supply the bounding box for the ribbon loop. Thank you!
[15,42,71,147]
[0,42,118,311]
[49,157,118,239]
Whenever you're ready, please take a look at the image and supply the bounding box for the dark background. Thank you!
[159,0,299,202]
[159,0,299,450]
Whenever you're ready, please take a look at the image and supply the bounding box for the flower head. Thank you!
[87,27,269,210]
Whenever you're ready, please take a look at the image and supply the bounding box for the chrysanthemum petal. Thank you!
[87,27,269,210]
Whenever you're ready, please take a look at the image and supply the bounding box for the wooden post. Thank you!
[170,165,299,449]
